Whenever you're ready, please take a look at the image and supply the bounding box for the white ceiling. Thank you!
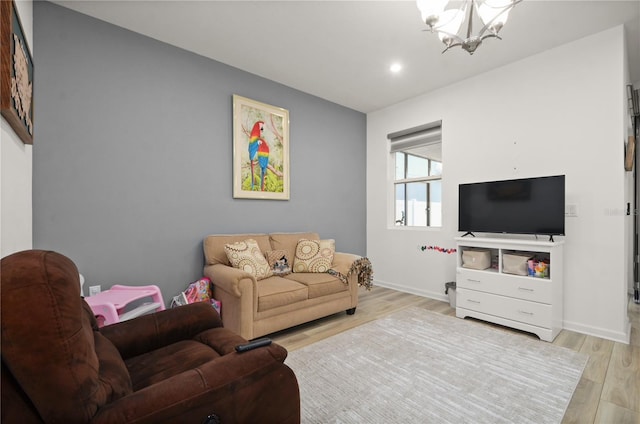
[52,0,640,113]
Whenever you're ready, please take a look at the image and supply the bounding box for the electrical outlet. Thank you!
[89,285,101,296]
[565,204,578,217]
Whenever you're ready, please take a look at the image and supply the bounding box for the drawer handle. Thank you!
[467,279,482,283]
[518,310,534,316]
[466,299,481,304]
[518,287,534,292]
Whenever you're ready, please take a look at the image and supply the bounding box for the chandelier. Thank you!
[417,0,521,55]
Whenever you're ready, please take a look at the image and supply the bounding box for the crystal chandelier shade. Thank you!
[417,0,521,54]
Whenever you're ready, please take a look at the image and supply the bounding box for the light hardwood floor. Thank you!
[270,286,640,424]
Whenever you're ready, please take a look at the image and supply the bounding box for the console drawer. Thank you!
[457,288,552,328]
[457,269,553,304]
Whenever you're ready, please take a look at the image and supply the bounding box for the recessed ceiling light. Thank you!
[390,63,402,73]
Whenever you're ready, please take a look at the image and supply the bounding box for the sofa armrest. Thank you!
[91,343,299,424]
[204,263,259,339]
[100,302,222,359]
[204,263,256,298]
[332,252,361,276]
[332,252,373,291]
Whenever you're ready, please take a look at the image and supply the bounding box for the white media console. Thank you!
[455,237,564,342]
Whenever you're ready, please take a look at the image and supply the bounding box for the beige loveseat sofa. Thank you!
[203,232,364,340]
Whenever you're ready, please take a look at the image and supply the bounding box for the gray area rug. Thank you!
[285,307,588,424]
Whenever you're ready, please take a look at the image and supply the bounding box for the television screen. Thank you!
[458,175,565,236]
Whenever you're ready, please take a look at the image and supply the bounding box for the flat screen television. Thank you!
[458,175,565,237]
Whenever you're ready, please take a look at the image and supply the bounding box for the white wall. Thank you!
[367,26,631,343]
[623,30,636,298]
[1,0,33,258]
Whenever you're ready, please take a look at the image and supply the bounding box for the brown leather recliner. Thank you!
[1,250,300,423]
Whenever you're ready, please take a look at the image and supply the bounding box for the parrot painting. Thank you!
[257,135,270,191]
[248,121,264,190]
[248,121,270,191]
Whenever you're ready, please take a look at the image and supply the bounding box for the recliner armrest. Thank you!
[90,343,299,424]
[100,302,222,359]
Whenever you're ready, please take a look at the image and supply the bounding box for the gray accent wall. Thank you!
[33,2,366,301]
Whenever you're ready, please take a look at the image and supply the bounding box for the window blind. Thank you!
[388,120,442,153]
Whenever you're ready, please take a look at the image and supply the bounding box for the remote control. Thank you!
[235,338,272,353]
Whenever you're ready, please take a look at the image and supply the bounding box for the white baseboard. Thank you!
[373,279,449,304]
[560,319,630,344]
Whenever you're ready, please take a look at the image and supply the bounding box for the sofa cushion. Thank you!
[285,272,348,299]
[204,234,271,266]
[269,232,319,265]
[264,249,292,276]
[224,239,273,280]
[257,277,308,312]
[293,239,335,273]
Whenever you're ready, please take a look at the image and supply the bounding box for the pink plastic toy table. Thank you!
[85,284,165,326]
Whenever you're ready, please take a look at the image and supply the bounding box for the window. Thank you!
[388,121,442,227]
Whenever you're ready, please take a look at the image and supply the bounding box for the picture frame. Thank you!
[232,95,290,200]
[625,135,635,172]
[1,0,34,145]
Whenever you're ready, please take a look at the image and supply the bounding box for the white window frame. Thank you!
[388,121,442,228]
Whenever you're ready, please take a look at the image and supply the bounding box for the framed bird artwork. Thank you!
[232,95,290,200]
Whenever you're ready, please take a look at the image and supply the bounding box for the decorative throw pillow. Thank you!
[293,239,335,273]
[264,249,292,276]
[224,239,273,280]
